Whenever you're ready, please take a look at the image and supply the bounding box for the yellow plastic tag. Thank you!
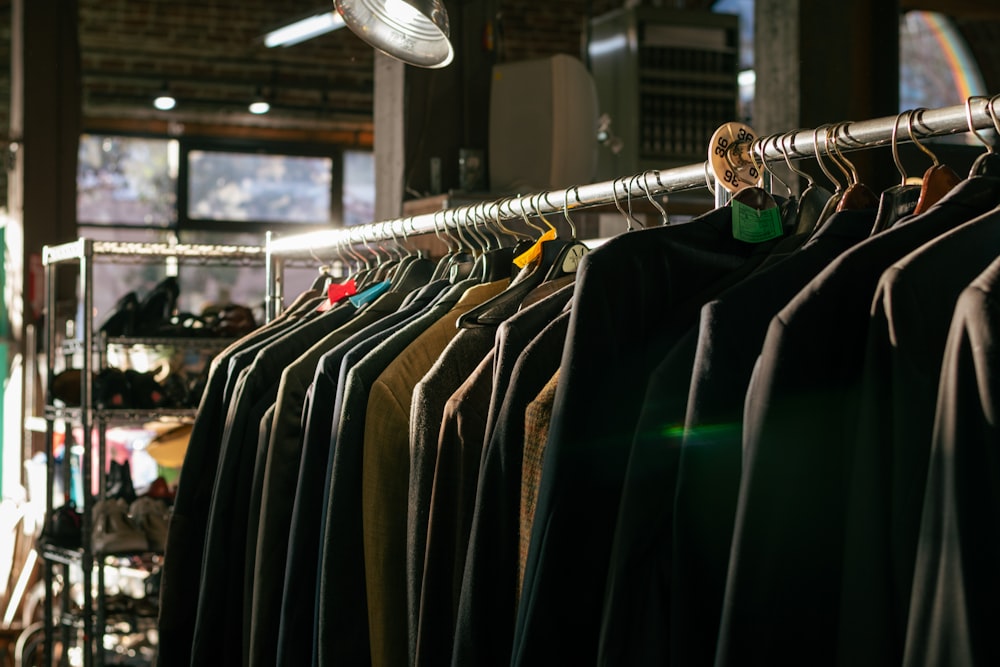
[513,229,557,269]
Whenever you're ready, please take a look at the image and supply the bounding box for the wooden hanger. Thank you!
[910,107,962,216]
[828,122,880,212]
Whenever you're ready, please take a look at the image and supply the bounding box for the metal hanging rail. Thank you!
[264,95,1000,318]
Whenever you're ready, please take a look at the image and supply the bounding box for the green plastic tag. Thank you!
[732,198,783,243]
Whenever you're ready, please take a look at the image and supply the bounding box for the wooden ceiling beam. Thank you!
[901,0,1000,20]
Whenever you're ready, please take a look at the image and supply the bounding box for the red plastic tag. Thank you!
[317,278,358,312]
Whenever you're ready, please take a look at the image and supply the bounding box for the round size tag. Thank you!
[708,122,761,194]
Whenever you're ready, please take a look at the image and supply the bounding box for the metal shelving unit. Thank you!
[39,238,263,667]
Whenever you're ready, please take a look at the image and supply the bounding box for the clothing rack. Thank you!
[265,96,1000,320]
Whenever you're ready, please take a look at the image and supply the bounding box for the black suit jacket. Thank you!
[189,300,358,667]
[598,209,874,666]
[841,204,1000,666]
[156,289,319,667]
[512,206,789,666]
[717,176,1000,667]
[274,279,449,667]
[904,255,1000,667]
[247,288,412,667]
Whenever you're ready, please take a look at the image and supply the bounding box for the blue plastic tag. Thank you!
[349,280,391,308]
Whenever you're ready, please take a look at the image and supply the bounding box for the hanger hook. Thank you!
[516,195,545,237]
[812,124,842,193]
[464,205,487,253]
[965,95,993,153]
[350,228,371,270]
[890,110,911,186]
[825,123,857,186]
[541,190,567,238]
[987,94,1000,137]
[625,176,646,228]
[778,130,815,188]
[453,207,476,254]
[531,193,557,234]
[495,196,531,241]
[907,107,940,167]
[386,220,403,260]
[638,171,668,225]
[703,160,717,196]
[400,216,416,257]
[476,202,502,250]
[561,185,581,239]
[756,136,792,196]
[611,177,631,231]
[432,209,455,254]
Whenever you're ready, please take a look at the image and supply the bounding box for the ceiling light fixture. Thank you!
[264,11,346,48]
[248,89,271,115]
[153,84,176,111]
[334,0,454,68]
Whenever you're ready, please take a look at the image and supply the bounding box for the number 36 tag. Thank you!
[708,122,761,195]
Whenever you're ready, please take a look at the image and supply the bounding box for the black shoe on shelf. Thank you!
[39,500,83,550]
[99,292,140,337]
[134,277,180,336]
[106,460,138,504]
[95,368,131,410]
[124,369,173,410]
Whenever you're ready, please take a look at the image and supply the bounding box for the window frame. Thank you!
[76,131,366,233]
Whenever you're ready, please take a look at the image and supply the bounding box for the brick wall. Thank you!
[77,0,376,138]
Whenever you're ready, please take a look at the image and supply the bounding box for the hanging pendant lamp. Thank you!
[334,0,454,68]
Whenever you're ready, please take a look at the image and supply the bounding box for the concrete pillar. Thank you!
[9,0,81,471]
[754,0,900,190]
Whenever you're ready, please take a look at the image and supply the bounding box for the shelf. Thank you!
[41,544,86,566]
[61,335,236,355]
[41,237,254,667]
[43,238,264,266]
[46,406,198,424]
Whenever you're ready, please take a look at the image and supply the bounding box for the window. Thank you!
[77,135,178,226]
[77,135,372,326]
[186,150,334,225]
[78,135,375,230]
[710,3,988,143]
[343,150,375,226]
[900,11,988,127]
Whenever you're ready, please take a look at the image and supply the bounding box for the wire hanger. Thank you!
[562,185,582,239]
[967,95,1000,177]
[755,137,793,198]
[430,210,458,282]
[812,124,846,228]
[645,171,670,225]
[516,195,547,239]
[776,129,830,235]
[612,176,643,231]
[493,196,534,243]
[870,109,923,234]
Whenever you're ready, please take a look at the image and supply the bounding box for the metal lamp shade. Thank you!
[334,0,454,68]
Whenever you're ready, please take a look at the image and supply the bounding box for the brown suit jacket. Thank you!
[361,279,508,667]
